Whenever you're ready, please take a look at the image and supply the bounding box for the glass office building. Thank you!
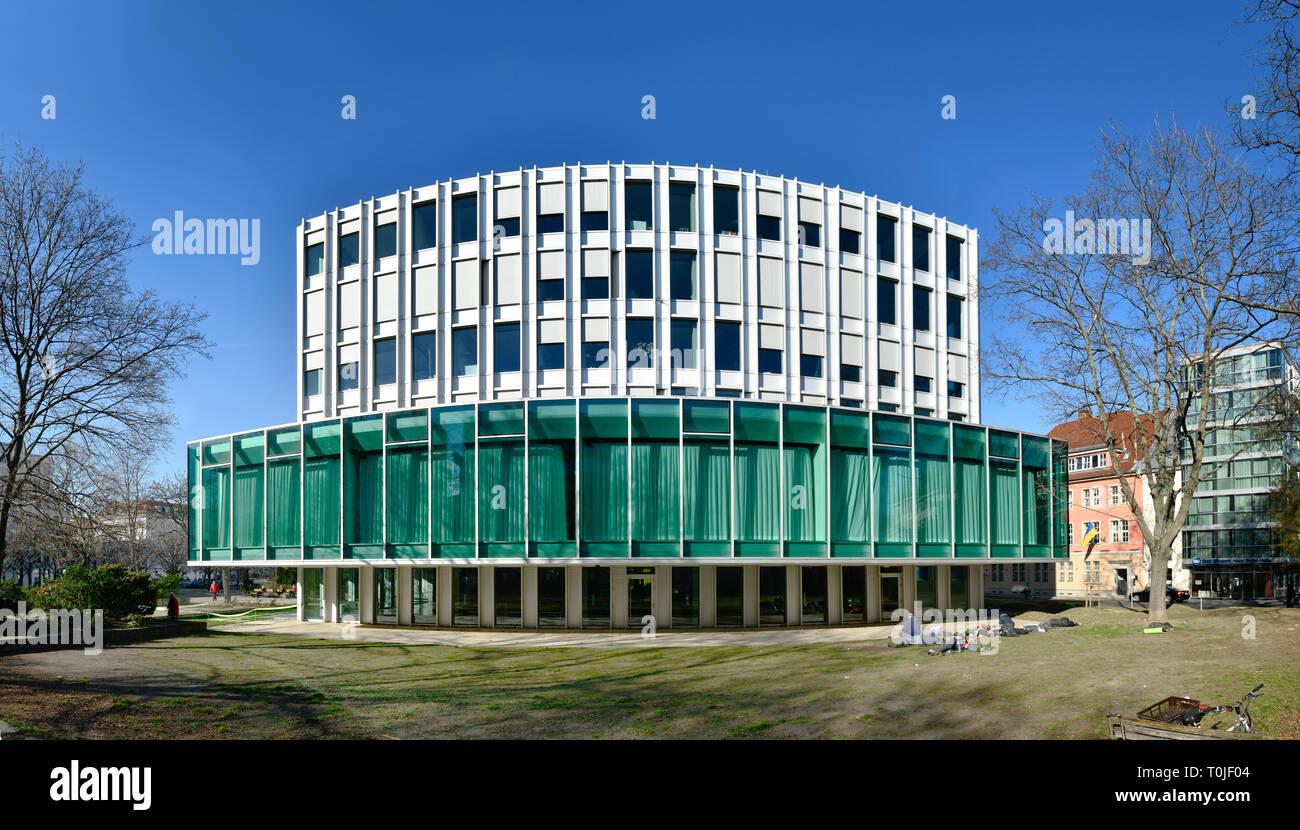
[190,163,1068,628]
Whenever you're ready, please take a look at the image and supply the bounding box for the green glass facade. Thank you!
[188,399,1068,564]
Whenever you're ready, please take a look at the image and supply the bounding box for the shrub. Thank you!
[152,574,181,601]
[0,579,25,609]
[30,564,157,622]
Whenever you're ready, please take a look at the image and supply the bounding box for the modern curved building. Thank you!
[188,163,1069,629]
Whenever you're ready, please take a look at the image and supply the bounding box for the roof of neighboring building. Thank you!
[1047,411,1155,481]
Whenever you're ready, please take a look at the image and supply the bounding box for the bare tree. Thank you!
[1236,1,1300,174]
[0,144,209,576]
[982,118,1297,622]
[146,469,190,576]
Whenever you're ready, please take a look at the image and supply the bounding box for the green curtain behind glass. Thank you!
[304,457,340,546]
[1023,467,1049,545]
[348,451,383,544]
[479,442,525,542]
[529,442,571,541]
[735,443,780,541]
[581,440,627,541]
[784,445,816,541]
[831,447,869,542]
[431,447,474,543]
[202,467,230,548]
[684,441,729,541]
[631,441,679,541]
[387,447,428,544]
[954,459,986,544]
[991,462,1019,546]
[872,449,912,543]
[233,466,264,547]
[267,459,300,547]
[915,453,951,544]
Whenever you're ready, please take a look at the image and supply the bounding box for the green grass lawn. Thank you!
[2,603,1297,739]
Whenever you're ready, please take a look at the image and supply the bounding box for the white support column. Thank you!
[360,567,374,624]
[296,567,305,621]
[324,567,338,623]
[481,566,495,628]
[786,566,800,626]
[523,566,539,628]
[611,566,628,629]
[867,565,881,623]
[438,566,453,627]
[566,565,583,628]
[743,565,758,628]
[397,567,412,626]
[700,565,716,628]
[656,567,672,628]
[903,566,918,615]
[938,565,950,615]
[828,565,842,625]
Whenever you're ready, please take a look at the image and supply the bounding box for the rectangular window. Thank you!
[878,402,898,412]
[916,407,933,417]
[878,278,897,325]
[759,348,781,374]
[625,181,653,231]
[947,295,963,339]
[946,235,963,280]
[582,341,609,369]
[671,319,698,369]
[948,380,964,398]
[412,332,436,380]
[913,285,931,332]
[306,242,324,277]
[375,222,397,259]
[841,364,860,383]
[374,338,396,386]
[670,251,697,300]
[716,321,741,371]
[581,276,609,300]
[912,225,931,272]
[879,369,898,388]
[338,361,359,391]
[625,250,653,299]
[877,215,897,262]
[339,232,359,268]
[800,354,823,378]
[538,213,564,233]
[452,194,477,243]
[798,221,820,247]
[538,341,564,370]
[412,201,437,250]
[538,278,564,302]
[582,567,610,628]
[1110,519,1130,544]
[840,227,861,254]
[304,368,321,396]
[494,322,520,373]
[916,375,932,393]
[495,216,520,237]
[626,318,654,368]
[669,182,696,232]
[756,214,781,241]
[581,211,609,231]
[1110,485,1122,505]
[714,185,739,235]
[453,327,477,376]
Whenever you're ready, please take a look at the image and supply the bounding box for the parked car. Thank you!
[1134,587,1189,604]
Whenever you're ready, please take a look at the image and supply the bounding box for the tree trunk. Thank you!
[1147,541,1171,622]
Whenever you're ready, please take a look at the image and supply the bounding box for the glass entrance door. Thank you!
[374,568,397,624]
[338,568,359,622]
[879,572,901,622]
[627,575,655,629]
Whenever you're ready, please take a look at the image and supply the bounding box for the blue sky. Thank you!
[0,0,1261,476]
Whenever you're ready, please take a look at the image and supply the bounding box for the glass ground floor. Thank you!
[1187,561,1299,600]
[294,563,985,629]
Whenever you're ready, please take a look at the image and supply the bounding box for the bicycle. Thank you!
[1178,683,1264,733]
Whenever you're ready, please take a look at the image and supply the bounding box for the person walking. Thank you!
[209,580,219,603]
[167,592,181,621]
[1286,583,1296,609]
